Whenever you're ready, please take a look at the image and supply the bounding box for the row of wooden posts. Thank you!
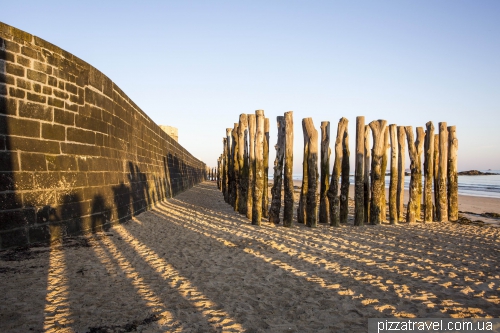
[211,111,458,227]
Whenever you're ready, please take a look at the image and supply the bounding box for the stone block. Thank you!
[16,78,31,90]
[42,86,52,95]
[65,82,78,94]
[61,142,98,156]
[41,123,65,142]
[64,102,78,112]
[23,190,57,207]
[21,46,38,59]
[20,152,47,171]
[27,92,46,103]
[64,172,87,187]
[53,89,68,99]
[54,108,75,126]
[67,127,95,144]
[8,87,25,99]
[19,101,53,121]
[11,137,60,154]
[0,50,15,62]
[16,55,30,67]
[27,69,47,84]
[48,76,57,87]
[3,40,20,53]
[34,171,60,189]
[48,97,64,108]
[87,172,104,186]
[33,61,52,75]
[13,172,34,191]
[7,116,41,137]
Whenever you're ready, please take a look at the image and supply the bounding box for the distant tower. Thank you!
[160,125,179,142]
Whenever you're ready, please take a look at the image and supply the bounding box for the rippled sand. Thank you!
[1,181,499,332]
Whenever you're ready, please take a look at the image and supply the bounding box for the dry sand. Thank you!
[1,181,499,333]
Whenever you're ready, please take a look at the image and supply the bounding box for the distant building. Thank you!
[160,125,178,142]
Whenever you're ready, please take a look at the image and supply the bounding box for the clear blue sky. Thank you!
[3,1,499,173]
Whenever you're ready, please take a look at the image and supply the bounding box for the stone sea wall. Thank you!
[0,21,206,249]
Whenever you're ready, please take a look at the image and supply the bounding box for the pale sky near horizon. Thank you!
[3,1,499,173]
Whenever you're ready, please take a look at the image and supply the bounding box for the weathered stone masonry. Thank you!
[0,22,206,249]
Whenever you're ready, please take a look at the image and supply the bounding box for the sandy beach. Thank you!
[1,181,499,333]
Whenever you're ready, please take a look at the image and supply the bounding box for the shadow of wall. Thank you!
[0,23,206,249]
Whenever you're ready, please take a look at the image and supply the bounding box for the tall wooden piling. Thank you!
[423,121,435,222]
[397,126,406,222]
[283,111,294,227]
[369,119,387,225]
[437,122,448,222]
[263,118,270,219]
[252,110,265,225]
[269,116,285,223]
[302,118,319,228]
[405,126,425,223]
[231,123,239,209]
[380,126,389,222]
[340,126,350,224]
[364,126,370,223]
[237,114,248,214]
[448,126,458,221]
[354,116,365,226]
[226,128,233,204]
[389,124,398,224]
[319,121,331,224]
[433,134,439,220]
[222,138,228,201]
[327,117,348,227]
[246,114,256,220]
[218,155,222,190]
[298,120,309,225]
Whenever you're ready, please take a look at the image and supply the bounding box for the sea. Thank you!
[289,170,500,199]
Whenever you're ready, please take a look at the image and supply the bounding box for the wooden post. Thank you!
[262,118,270,219]
[364,125,370,223]
[298,119,309,225]
[423,121,435,222]
[389,124,398,224]
[405,126,425,223]
[369,119,387,225]
[397,126,406,222]
[327,117,348,227]
[226,128,233,204]
[237,114,248,214]
[380,126,389,222]
[437,122,448,222]
[340,126,350,224]
[302,118,319,228]
[252,110,265,225]
[448,126,458,221]
[222,138,228,201]
[354,116,365,226]
[283,111,294,227]
[319,121,331,224]
[269,116,285,223]
[433,133,439,221]
[246,114,256,220]
[217,155,222,190]
[231,123,239,210]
